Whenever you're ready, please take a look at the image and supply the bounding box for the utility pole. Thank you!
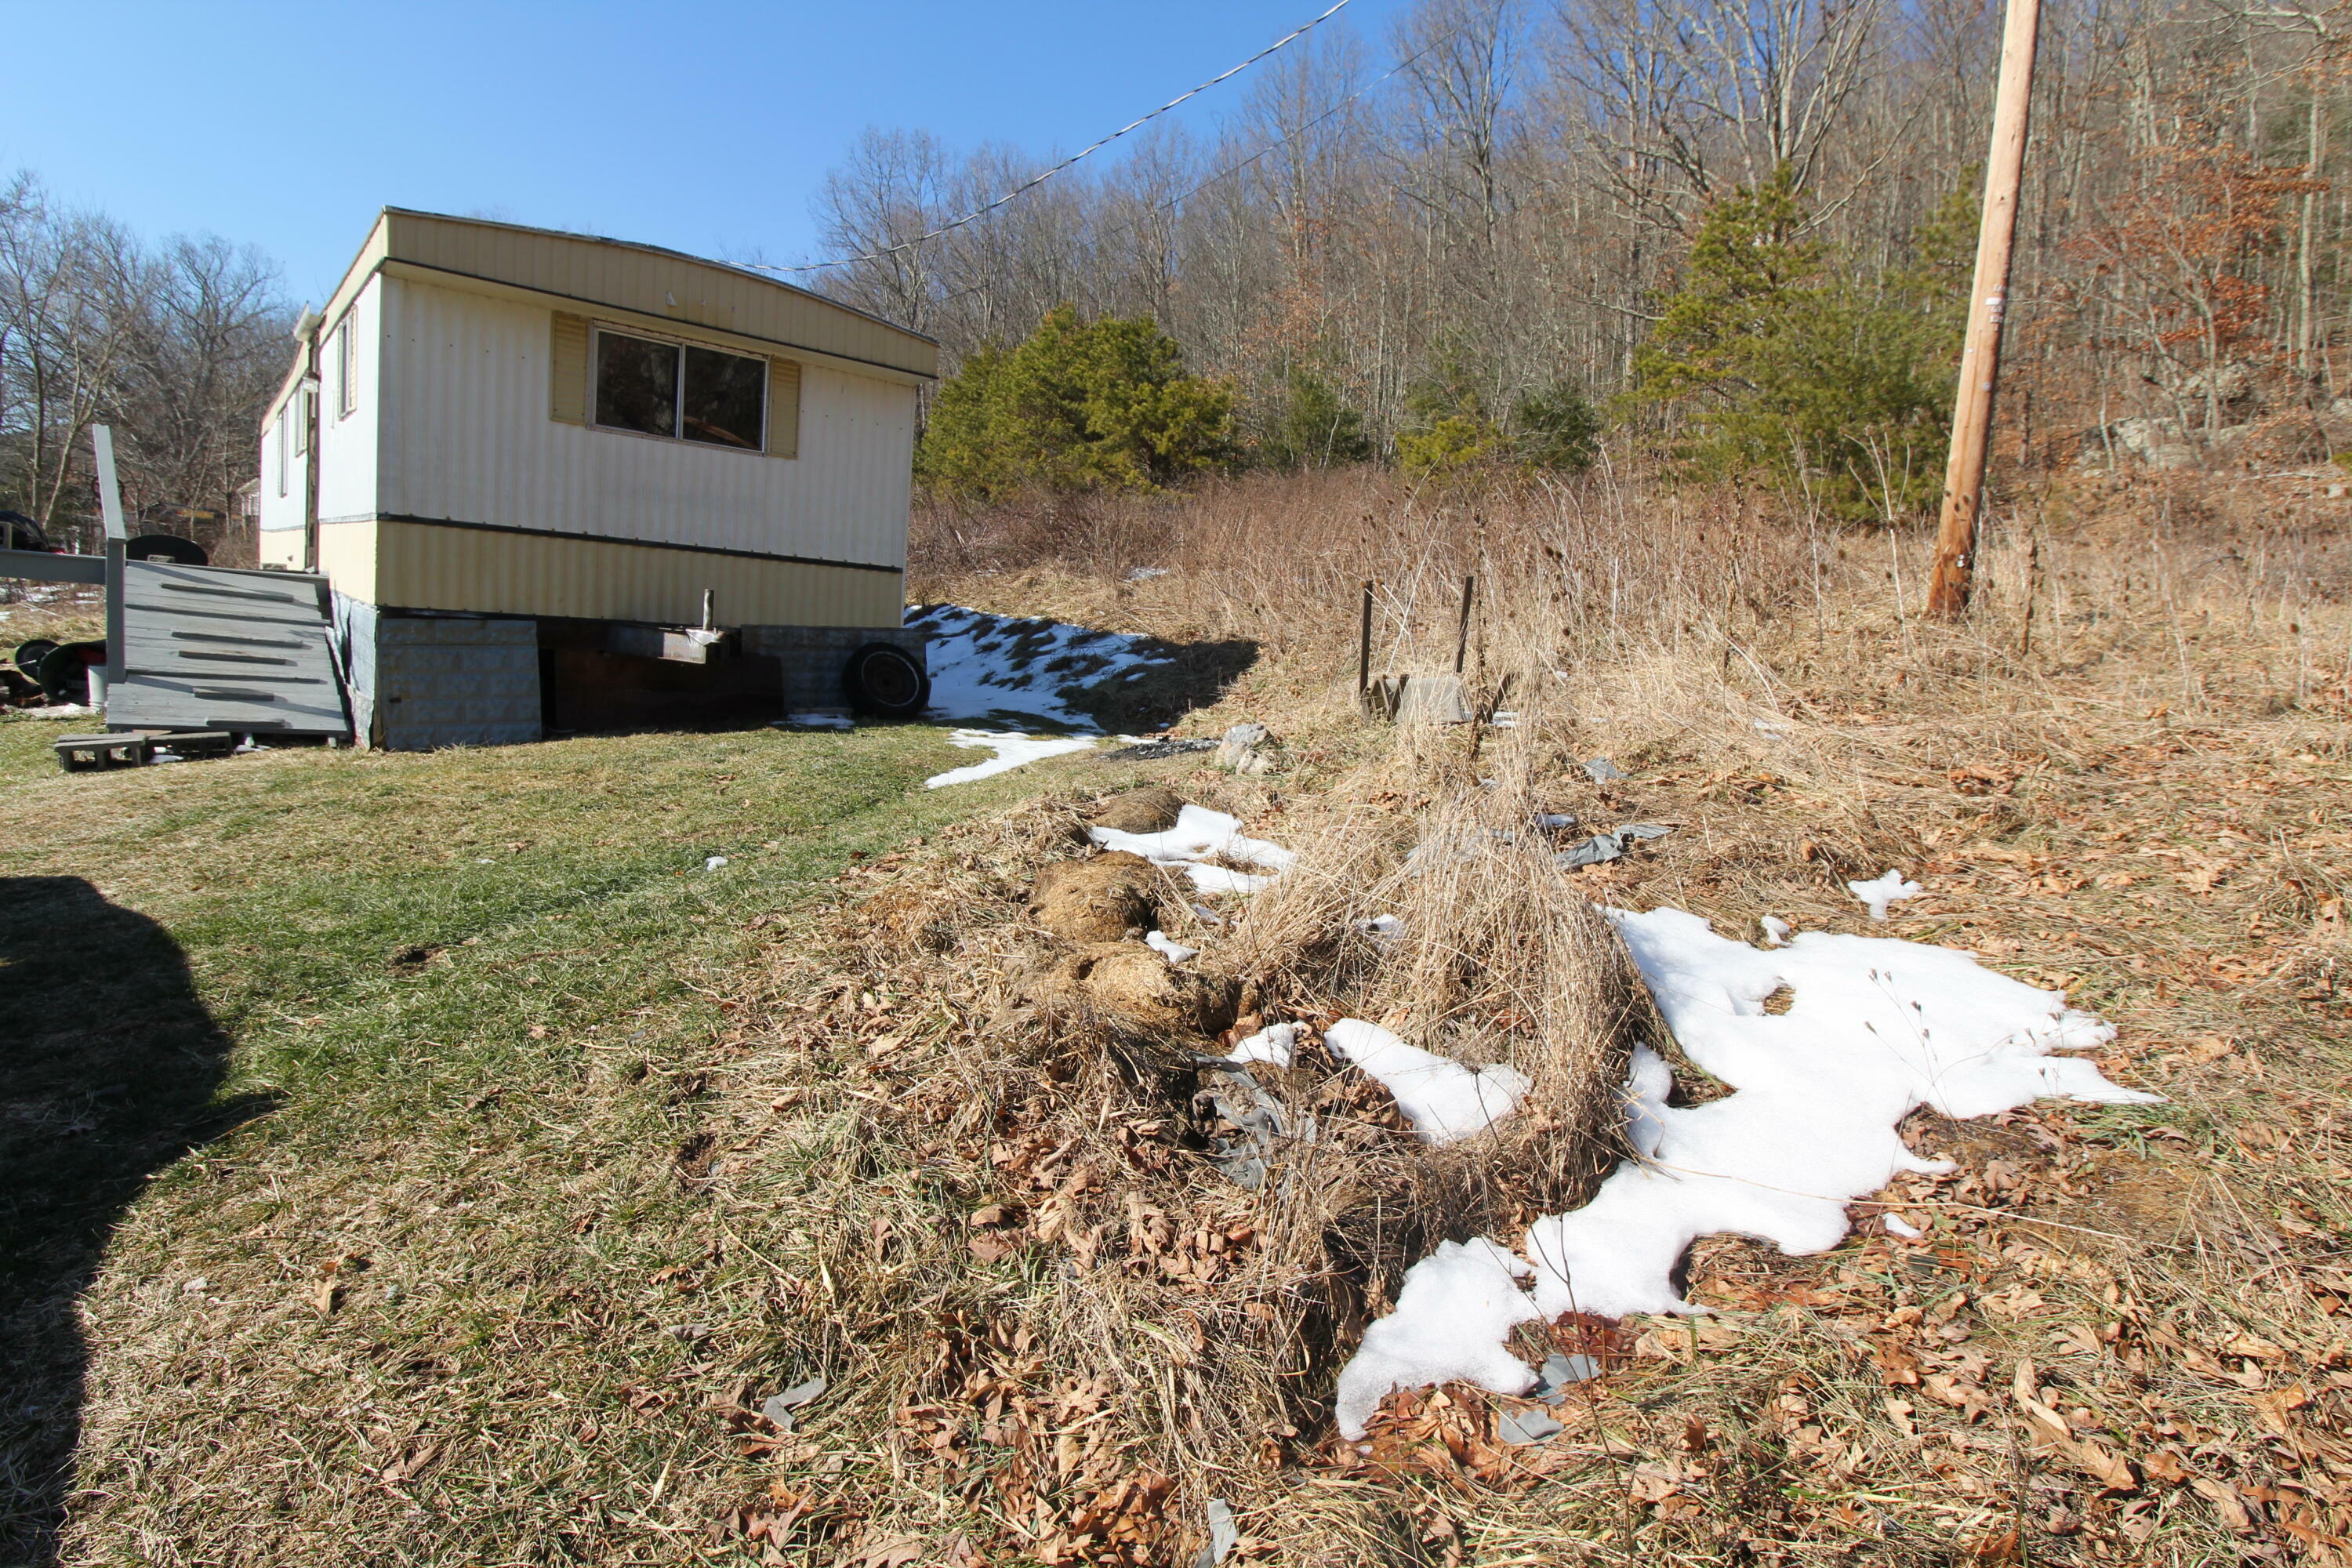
[1926,0,2042,619]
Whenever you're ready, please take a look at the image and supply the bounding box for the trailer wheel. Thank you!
[124,534,209,566]
[840,642,929,717]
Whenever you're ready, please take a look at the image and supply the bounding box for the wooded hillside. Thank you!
[813,0,2350,485]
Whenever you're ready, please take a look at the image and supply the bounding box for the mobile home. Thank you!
[257,209,935,748]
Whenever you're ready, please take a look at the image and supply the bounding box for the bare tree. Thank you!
[0,175,151,539]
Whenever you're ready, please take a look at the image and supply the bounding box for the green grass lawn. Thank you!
[0,717,1094,1564]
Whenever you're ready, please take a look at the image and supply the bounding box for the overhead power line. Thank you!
[759,0,1356,275]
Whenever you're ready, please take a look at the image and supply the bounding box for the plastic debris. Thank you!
[760,1376,826,1432]
[1583,757,1625,782]
[1190,1498,1240,1568]
[1530,1352,1601,1404]
[1555,822,1672,869]
[705,855,728,871]
[1196,1065,1295,1189]
[1494,1406,1566,1445]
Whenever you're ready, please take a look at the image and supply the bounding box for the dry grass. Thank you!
[721,463,2352,1563]
[17,459,2352,1563]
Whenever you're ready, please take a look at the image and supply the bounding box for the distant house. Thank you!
[256,209,935,748]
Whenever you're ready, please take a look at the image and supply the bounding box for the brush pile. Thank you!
[719,695,1664,1563]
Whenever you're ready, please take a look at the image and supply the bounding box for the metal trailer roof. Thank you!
[106,561,352,736]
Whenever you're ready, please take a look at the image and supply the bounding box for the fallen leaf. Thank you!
[2249,1385,2310,1440]
[2190,1475,2255,1534]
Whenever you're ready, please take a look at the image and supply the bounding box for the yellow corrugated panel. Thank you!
[316,520,380,602]
[365,520,902,627]
[768,358,800,459]
[379,210,938,379]
[550,313,590,423]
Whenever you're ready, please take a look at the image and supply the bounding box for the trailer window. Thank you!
[681,345,765,449]
[336,318,358,417]
[593,328,767,452]
[595,332,678,438]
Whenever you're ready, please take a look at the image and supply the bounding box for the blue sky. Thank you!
[2,0,1415,306]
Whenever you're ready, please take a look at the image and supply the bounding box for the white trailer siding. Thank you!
[256,375,309,568]
[370,275,913,571]
[315,275,383,527]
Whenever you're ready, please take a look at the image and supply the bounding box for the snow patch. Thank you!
[1849,869,1924,920]
[1333,1240,1541,1442]
[1229,1022,1297,1069]
[905,604,1173,731]
[1332,907,2158,1437]
[1087,803,1295,895]
[1144,930,1198,964]
[925,729,1097,789]
[1324,1019,1533,1145]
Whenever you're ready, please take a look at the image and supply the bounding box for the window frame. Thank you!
[274,414,288,498]
[336,317,358,418]
[589,325,768,455]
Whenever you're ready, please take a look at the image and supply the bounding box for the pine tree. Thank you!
[916,307,1234,499]
[1628,167,1965,518]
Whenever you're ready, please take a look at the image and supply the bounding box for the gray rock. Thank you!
[1217,721,1279,774]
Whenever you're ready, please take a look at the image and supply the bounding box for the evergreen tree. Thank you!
[1511,380,1602,472]
[1260,365,1370,470]
[1628,168,1966,517]
[916,307,1234,499]
[1396,343,1503,481]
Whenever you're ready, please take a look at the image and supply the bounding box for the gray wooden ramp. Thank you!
[107,561,351,736]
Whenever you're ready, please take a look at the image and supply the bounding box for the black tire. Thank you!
[840,642,929,718]
[13,638,59,677]
[124,533,208,566]
[36,641,104,705]
[0,510,49,551]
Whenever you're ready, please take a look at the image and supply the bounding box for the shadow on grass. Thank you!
[1065,637,1261,732]
[0,878,270,1563]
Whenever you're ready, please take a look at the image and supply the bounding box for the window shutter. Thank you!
[766,357,800,458]
[550,313,590,424]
